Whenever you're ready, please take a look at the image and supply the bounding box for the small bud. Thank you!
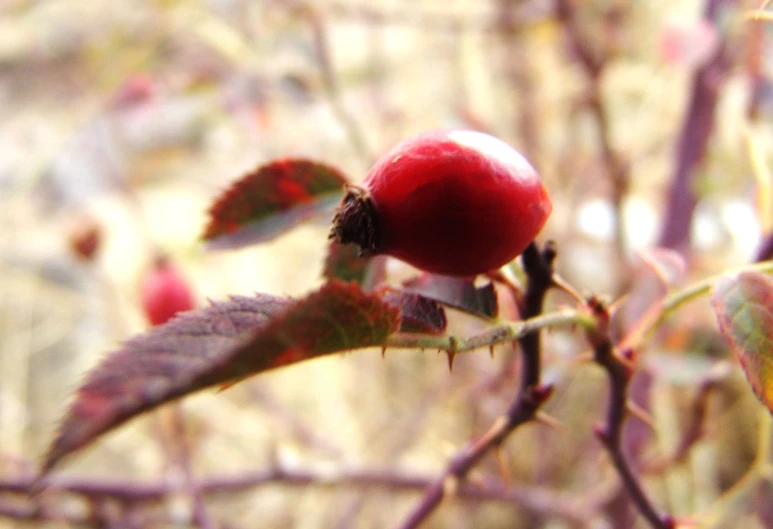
[593,423,610,445]
[67,215,102,262]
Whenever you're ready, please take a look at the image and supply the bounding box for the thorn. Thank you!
[489,345,495,358]
[381,347,386,358]
[626,400,656,432]
[446,351,455,372]
[607,293,629,316]
[593,423,610,445]
[533,383,554,404]
[494,447,512,491]
[535,411,567,432]
[620,346,637,363]
[551,273,585,305]
[218,379,240,392]
[617,349,637,376]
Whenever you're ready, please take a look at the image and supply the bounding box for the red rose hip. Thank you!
[329,129,552,276]
[141,256,196,326]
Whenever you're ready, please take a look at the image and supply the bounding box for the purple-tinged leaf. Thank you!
[403,274,498,320]
[204,159,349,250]
[378,287,447,335]
[712,271,773,414]
[43,281,400,474]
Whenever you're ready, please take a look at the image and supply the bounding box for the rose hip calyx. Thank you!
[329,185,380,256]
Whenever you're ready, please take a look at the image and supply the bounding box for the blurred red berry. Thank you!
[659,19,719,69]
[329,129,552,276]
[110,73,157,109]
[141,257,195,326]
[67,215,102,261]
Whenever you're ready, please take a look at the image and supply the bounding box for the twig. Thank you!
[657,0,739,251]
[497,0,540,166]
[554,0,630,290]
[155,404,217,529]
[0,497,91,524]
[585,298,674,529]
[397,242,558,529]
[2,467,611,526]
[302,5,374,163]
[248,384,343,458]
[646,361,731,472]
[744,8,766,120]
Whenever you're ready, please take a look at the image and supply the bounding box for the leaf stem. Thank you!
[385,309,593,354]
[7,466,615,526]
[623,260,773,349]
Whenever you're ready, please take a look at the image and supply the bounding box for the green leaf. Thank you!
[42,281,400,474]
[712,270,773,413]
[204,159,349,249]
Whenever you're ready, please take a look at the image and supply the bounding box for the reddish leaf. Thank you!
[378,287,447,335]
[403,274,498,320]
[323,241,386,290]
[204,159,349,249]
[712,271,773,413]
[43,281,400,473]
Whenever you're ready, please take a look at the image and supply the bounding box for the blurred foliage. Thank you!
[0,0,772,528]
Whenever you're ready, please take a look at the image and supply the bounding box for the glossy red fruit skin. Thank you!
[331,130,552,276]
[141,258,196,326]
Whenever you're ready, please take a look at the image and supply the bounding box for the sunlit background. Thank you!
[1,0,772,527]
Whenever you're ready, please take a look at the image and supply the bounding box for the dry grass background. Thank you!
[0,0,771,527]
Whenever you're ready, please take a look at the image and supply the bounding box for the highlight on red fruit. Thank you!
[329,129,552,276]
[141,256,196,326]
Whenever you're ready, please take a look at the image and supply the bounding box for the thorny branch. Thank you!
[1,466,616,527]
[585,298,675,529]
[397,242,558,529]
